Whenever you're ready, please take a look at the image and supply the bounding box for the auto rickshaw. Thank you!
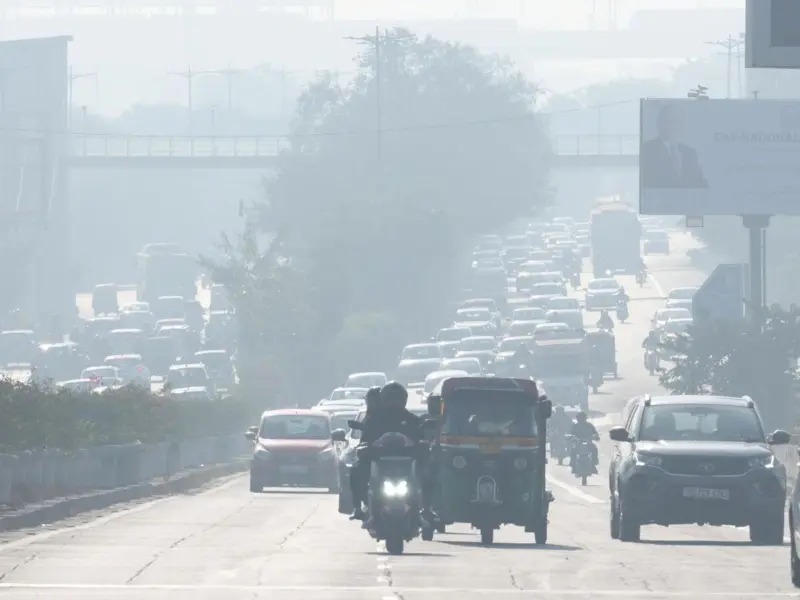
[92,283,118,316]
[424,376,553,545]
[585,329,618,378]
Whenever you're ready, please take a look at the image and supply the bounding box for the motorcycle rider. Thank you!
[642,329,661,369]
[349,386,384,521]
[351,382,429,524]
[549,404,572,456]
[569,411,599,473]
[596,309,614,331]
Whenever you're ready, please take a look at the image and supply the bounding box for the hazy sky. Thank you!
[4,0,744,115]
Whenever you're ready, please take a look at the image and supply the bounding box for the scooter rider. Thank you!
[350,382,425,521]
[550,404,572,437]
[570,411,599,473]
[642,329,661,368]
[349,386,384,521]
[596,310,614,331]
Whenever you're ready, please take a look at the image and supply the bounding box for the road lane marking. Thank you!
[1,584,799,595]
[545,474,605,505]
[647,272,665,299]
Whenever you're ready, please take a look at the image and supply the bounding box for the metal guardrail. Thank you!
[68,134,641,159]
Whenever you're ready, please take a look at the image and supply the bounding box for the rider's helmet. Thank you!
[575,411,588,423]
[600,309,609,318]
[365,386,382,412]
[380,381,408,410]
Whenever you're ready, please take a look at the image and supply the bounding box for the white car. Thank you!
[329,387,369,402]
[440,357,482,375]
[584,278,622,310]
[400,343,443,362]
[666,287,698,311]
[166,363,213,394]
[546,297,581,311]
[344,372,387,389]
[80,366,123,387]
[104,354,151,386]
[423,369,469,394]
[652,308,692,331]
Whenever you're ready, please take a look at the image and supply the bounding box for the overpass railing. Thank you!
[68,133,641,158]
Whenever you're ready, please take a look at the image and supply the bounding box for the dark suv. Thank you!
[608,394,790,544]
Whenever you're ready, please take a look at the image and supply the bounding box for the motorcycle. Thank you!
[570,437,597,486]
[550,431,569,465]
[636,270,647,287]
[351,427,424,555]
[644,349,660,375]
[596,318,614,332]
[616,302,629,323]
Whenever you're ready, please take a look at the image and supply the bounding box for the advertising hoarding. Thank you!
[746,0,800,69]
[639,98,800,216]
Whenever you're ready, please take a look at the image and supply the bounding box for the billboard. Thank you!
[746,0,800,69]
[639,98,800,216]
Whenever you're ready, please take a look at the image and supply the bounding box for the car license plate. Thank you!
[479,441,502,454]
[279,465,308,474]
[682,487,729,500]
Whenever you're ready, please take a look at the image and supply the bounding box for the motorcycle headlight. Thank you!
[382,480,409,498]
[452,455,467,469]
[513,457,527,470]
[633,452,662,467]
[748,455,775,469]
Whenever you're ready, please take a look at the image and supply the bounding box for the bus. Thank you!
[136,243,197,304]
[590,201,641,277]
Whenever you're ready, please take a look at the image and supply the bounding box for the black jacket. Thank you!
[361,407,423,446]
[571,421,598,440]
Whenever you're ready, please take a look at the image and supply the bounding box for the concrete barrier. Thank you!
[0,434,248,519]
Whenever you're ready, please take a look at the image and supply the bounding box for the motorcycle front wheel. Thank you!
[385,535,404,555]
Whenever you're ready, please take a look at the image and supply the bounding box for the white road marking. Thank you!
[0,584,798,595]
[648,272,665,299]
[545,474,606,505]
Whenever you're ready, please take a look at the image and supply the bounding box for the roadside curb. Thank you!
[0,458,248,532]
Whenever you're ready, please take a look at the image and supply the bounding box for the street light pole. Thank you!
[207,63,246,110]
[68,67,98,127]
[705,33,745,99]
[169,66,214,131]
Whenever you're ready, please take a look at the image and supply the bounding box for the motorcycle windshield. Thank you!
[442,389,535,437]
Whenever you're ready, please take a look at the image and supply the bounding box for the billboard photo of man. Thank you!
[641,104,708,189]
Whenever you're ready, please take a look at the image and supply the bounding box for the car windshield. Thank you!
[259,415,331,440]
[402,345,440,360]
[106,356,142,369]
[437,328,470,342]
[513,308,545,321]
[195,352,230,371]
[508,322,542,336]
[639,404,765,443]
[345,374,385,388]
[442,389,536,437]
[519,262,547,274]
[531,284,562,296]
[548,297,579,310]
[456,309,490,321]
[167,367,206,387]
[458,337,495,351]
[646,230,668,241]
[329,413,357,431]
[83,366,117,378]
[395,361,440,385]
[588,279,619,291]
[669,288,697,300]
[330,388,367,401]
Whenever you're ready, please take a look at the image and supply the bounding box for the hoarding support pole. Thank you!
[742,215,770,321]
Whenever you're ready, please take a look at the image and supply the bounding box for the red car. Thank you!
[246,409,343,493]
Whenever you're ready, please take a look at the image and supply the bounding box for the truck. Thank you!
[590,199,641,278]
[532,329,589,411]
[136,242,197,305]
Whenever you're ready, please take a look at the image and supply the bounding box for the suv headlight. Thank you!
[748,455,775,469]
[633,452,662,467]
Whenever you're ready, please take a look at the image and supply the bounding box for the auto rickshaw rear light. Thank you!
[452,455,467,469]
[513,457,527,470]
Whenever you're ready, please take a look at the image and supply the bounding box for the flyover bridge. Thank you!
[66,133,640,169]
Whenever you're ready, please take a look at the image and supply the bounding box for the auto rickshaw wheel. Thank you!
[421,526,434,541]
[534,522,547,545]
[480,527,494,545]
[436,522,446,534]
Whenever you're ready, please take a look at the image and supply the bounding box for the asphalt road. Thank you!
[6,231,795,599]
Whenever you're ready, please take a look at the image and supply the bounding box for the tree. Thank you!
[214,29,552,400]
[659,308,800,430]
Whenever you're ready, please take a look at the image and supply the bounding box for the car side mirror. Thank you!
[608,426,630,443]
[348,420,363,430]
[330,429,347,443]
[244,431,257,442]
[768,429,791,445]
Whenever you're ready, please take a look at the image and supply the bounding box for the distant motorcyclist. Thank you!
[549,404,572,439]
[596,310,614,331]
[642,330,661,350]
[349,386,383,521]
[569,411,599,473]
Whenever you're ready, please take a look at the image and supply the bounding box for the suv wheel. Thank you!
[792,513,800,587]
[249,471,263,493]
[749,511,784,545]
[618,492,640,542]
[609,494,620,540]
